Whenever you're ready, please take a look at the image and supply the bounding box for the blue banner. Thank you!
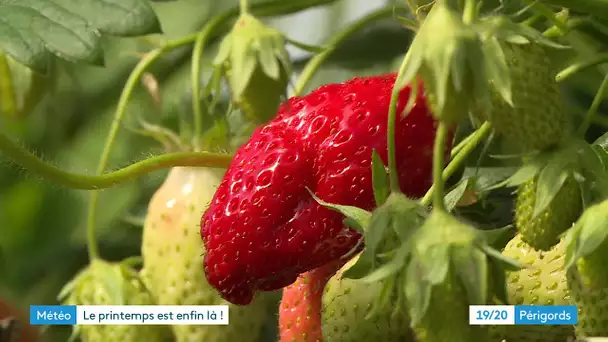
[30,305,77,325]
[514,305,577,325]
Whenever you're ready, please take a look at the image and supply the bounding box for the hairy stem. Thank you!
[421,121,492,207]
[541,0,608,22]
[83,0,337,261]
[86,36,199,260]
[0,133,232,189]
[294,6,400,95]
[240,0,249,13]
[556,53,608,82]
[191,16,227,151]
[386,43,418,193]
[578,73,608,136]
[462,0,477,23]
[431,123,449,210]
[406,0,425,23]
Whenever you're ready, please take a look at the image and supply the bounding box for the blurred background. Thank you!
[0,0,607,341]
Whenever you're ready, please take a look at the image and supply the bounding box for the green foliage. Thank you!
[0,0,161,72]
[3,0,608,341]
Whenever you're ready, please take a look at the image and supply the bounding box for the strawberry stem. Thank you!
[556,53,608,82]
[84,34,204,260]
[387,36,415,193]
[462,0,478,24]
[578,73,608,136]
[294,6,400,95]
[191,16,228,151]
[405,0,425,23]
[524,0,569,34]
[240,0,249,14]
[432,123,450,210]
[421,121,492,207]
[84,0,337,261]
[0,133,232,189]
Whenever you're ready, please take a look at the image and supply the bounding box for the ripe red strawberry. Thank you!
[278,260,344,342]
[0,297,40,342]
[201,73,449,305]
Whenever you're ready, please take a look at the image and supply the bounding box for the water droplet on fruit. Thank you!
[228,198,239,213]
[231,180,242,194]
[368,124,380,135]
[262,154,278,167]
[344,93,355,103]
[257,170,273,187]
[285,153,297,163]
[310,116,326,134]
[252,194,263,207]
[334,131,351,145]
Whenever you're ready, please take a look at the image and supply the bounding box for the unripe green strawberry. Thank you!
[563,199,608,338]
[568,259,608,338]
[321,255,413,342]
[413,272,488,342]
[214,13,290,124]
[481,42,569,151]
[225,61,289,125]
[141,167,270,342]
[407,210,493,342]
[489,234,574,341]
[515,175,582,251]
[59,259,171,342]
[278,261,343,342]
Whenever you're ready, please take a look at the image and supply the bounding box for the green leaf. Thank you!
[478,225,516,250]
[0,53,17,118]
[593,131,608,150]
[488,253,509,304]
[230,44,257,98]
[487,159,543,190]
[341,250,374,279]
[563,217,584,270]
[463,167,518,191]
[387,193,427,242]
[366,275,396,319]
[453,247,488,305]
[445,178,469,212]
[404,258,432,326]
[532,161,570,218]
[580,143,606,180]
[564,200,608,268]
[478,244,523,271]
[93,261,127,305]
[213,35,233,66]
[481,36,512,105]
[51,0,162,36]
[308,189,371,233]
[419,243,450,285]
[0,0,105,71]
[365,206,391,259]
[257,38,280,80]
[57,268,87,301]
[371,150,389,206]
[360,242,409,283]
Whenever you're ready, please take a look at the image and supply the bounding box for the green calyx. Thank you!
[515,174,582,251]
[563,199,608,337]
[399,2,486,125]
[404,210,522,329]
[564,199,608,279]
[396,1,568,127]
[214,13,291,124]
[58,258,171,341]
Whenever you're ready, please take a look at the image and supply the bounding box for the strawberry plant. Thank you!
[3,0,608,341]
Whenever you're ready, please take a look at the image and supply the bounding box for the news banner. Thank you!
[29,304,577,326]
